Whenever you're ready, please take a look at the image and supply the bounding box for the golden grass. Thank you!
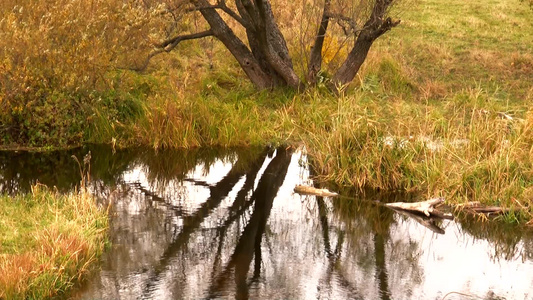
[0,185,108,299]
[0,0,531,222]
[300,89,533,222]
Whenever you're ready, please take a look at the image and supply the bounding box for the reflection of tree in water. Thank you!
[14,144,527,298]
[69,146,428,299]
[0,145,264,195]
[321,191,425,300]
[458,216,533,261]
[72,146,293,299]
[140,147,275,296]
[206,147,291,299]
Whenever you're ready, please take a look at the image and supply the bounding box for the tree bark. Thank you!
[249,0,303,89]
[332,0,400,89]
[331,34,373,89]
[235,0,286,86]
[195,0,276,89]
[307,0,331,84]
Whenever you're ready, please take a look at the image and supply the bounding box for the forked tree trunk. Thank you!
[196,0,276,89]
[235,0,286,86]
[238,0,303,89]
[332,0,400,88]
[152,0,399,91]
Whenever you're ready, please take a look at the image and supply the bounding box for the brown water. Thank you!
[1,146,532,299]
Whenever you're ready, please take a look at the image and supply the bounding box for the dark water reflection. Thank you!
[1,146,532,299]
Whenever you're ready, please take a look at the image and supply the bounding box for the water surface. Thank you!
[1,146,532,299]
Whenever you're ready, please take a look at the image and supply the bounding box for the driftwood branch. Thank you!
[294,185,339,197]
[385,197,453,219]
[294,185,457,232]
[456,201,510,216]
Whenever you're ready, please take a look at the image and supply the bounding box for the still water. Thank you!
[1,146,532,299]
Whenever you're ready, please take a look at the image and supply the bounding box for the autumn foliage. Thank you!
[0,0,163,146]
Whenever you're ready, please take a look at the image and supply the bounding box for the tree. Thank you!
[144,0,400,90]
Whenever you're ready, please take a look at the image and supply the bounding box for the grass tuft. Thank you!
[0,184,108,299]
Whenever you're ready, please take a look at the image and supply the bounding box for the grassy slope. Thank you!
[130,0,532,221]
[300,0,533,222]
[0,185,108,299]
[0,0,531,222]
[387,0,532,101]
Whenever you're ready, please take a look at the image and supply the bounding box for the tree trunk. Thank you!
[332,0,400,89]
[249,0,303,89]
[307,0,331,84]
[196,0,276,89]
[331,33,373,88]
[235,0,286,86]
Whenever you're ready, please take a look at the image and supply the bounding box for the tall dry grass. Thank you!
[300,88,533,222]
[0,184,108,299]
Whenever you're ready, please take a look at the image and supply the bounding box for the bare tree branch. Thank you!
[156,29,214,50]
[133,29,214,72]
[326,12,359,35]
[186,1,246,26]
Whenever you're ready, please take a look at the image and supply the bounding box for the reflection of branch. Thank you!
[317,196,364,299]
[374,233,392,300]
[141,155,249,296]
[394,209,446,235]
[208,150,269,283]
[317,196,332,257]
[129,181,186,215]
[211,225,227,281]
[207,147,292,299]
[182,178,212,187]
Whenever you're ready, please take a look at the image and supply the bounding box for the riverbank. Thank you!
[1,0,532,223]
[0,185,108,299]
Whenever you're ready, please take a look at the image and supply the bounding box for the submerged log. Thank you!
[294,185,339,197]
[385,197,454,220]
[456,201,509,215]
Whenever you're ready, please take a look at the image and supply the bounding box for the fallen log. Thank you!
[385,197,454,220]
[294,185,339,197]
[455,201,510,215]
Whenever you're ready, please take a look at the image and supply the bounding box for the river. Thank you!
[1,146,531,299]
